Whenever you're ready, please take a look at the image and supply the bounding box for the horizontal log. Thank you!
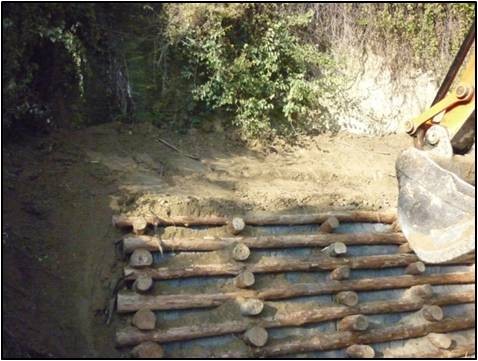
[122,232,407,253]
[254,315,475,357]
[115,291,474,346]
[117,271,474,313]
[113,209,397,229]
[124,253,474,281]
[389,343,475,358]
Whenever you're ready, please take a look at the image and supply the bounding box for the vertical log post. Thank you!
[319,216,340,233]
[338,314,369,331]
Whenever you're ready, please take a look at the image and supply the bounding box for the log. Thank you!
[115,291,474,346]
[345,344,375,358]
[124,253,474,281]
[122,232,407,253]
[405,261,426,275]
[228,217,245,235]
[132,217,147,235]
[133,275,153,293]
[427,332,453,349]
[321,242,347,257]
[237,298,264,316]
[232,243,250,261]
[117,272,474,312]
[244,326,268,347]
[129,249,153,268]
[421,305,443,322]
[398,242,412,254]
[337,314,369,331]
[335,291,358,307]
[390,220,401,232]
[254,315,475,357]
[113,210,397,229]
[131,341,164,358]
[132,309,156,331]
[319,216,340,233]
[329,266,350,281]
[233,271,255,288]
[387,343,475,358]
[402,284,433,300]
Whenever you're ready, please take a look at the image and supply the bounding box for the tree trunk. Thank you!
[117,272,474,312]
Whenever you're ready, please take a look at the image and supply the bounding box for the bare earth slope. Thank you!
[2,122,412,356]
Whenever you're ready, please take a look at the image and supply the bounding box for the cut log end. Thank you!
[232,243,251,261]
[130,248,153,268]
[229,217,246,235]
[132,217,148,235]
[329,266,350,281]
[131,341,164,358]
[132,309,156,331]
[133,275,153,293]
[422,305,443,322]
[319,216,340,233]
[237,297,264,316]
[244,326,268,347]
[427,333,453,350]
[403,284,433,300]
[346,344,375,358]
[335,291,359,306]
[233,271,255,288]
[398,243,413,254]
[338,314,369,331]
[405,261,426,275]
[322,242,347,257]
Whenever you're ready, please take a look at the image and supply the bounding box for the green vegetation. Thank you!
[2,3,475,140]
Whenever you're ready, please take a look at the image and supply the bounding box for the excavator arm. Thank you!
[396,21,476,263]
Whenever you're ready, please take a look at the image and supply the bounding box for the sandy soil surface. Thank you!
[2,122,413,356]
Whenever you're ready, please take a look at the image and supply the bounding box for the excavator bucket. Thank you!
[396,148,475,263]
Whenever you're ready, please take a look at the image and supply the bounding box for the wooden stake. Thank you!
[346,344,375,358]
[338,314,369,331]
[335,291,358,306]
[398,243,412,254]
[115,291,474,346]
[421,305,443,322]
[133,275,153,293]
[403,284,433,300]
[329,266,350,281]
[117,271,474,312]
[228,217,245,235]
[427,333,453,349]
[132,309,156,331]
[319,216,340,233]
[233,271,255,288]
[124,253,473,281]
[122,232,407,253]
[232,243,250,261]
[129,249,153,268]
[131,341,164,358]
[405,261,426,275]
[321,242,347,257]
[244,326,268,347]
[237,298,264,316]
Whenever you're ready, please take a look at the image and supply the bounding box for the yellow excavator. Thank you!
[396,20,475,263]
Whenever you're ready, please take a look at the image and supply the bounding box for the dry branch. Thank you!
[117,271,474,312]
[113,209,397,229]
[124,253,474,281]
[115,291,474,347]
[122,232,407,253]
